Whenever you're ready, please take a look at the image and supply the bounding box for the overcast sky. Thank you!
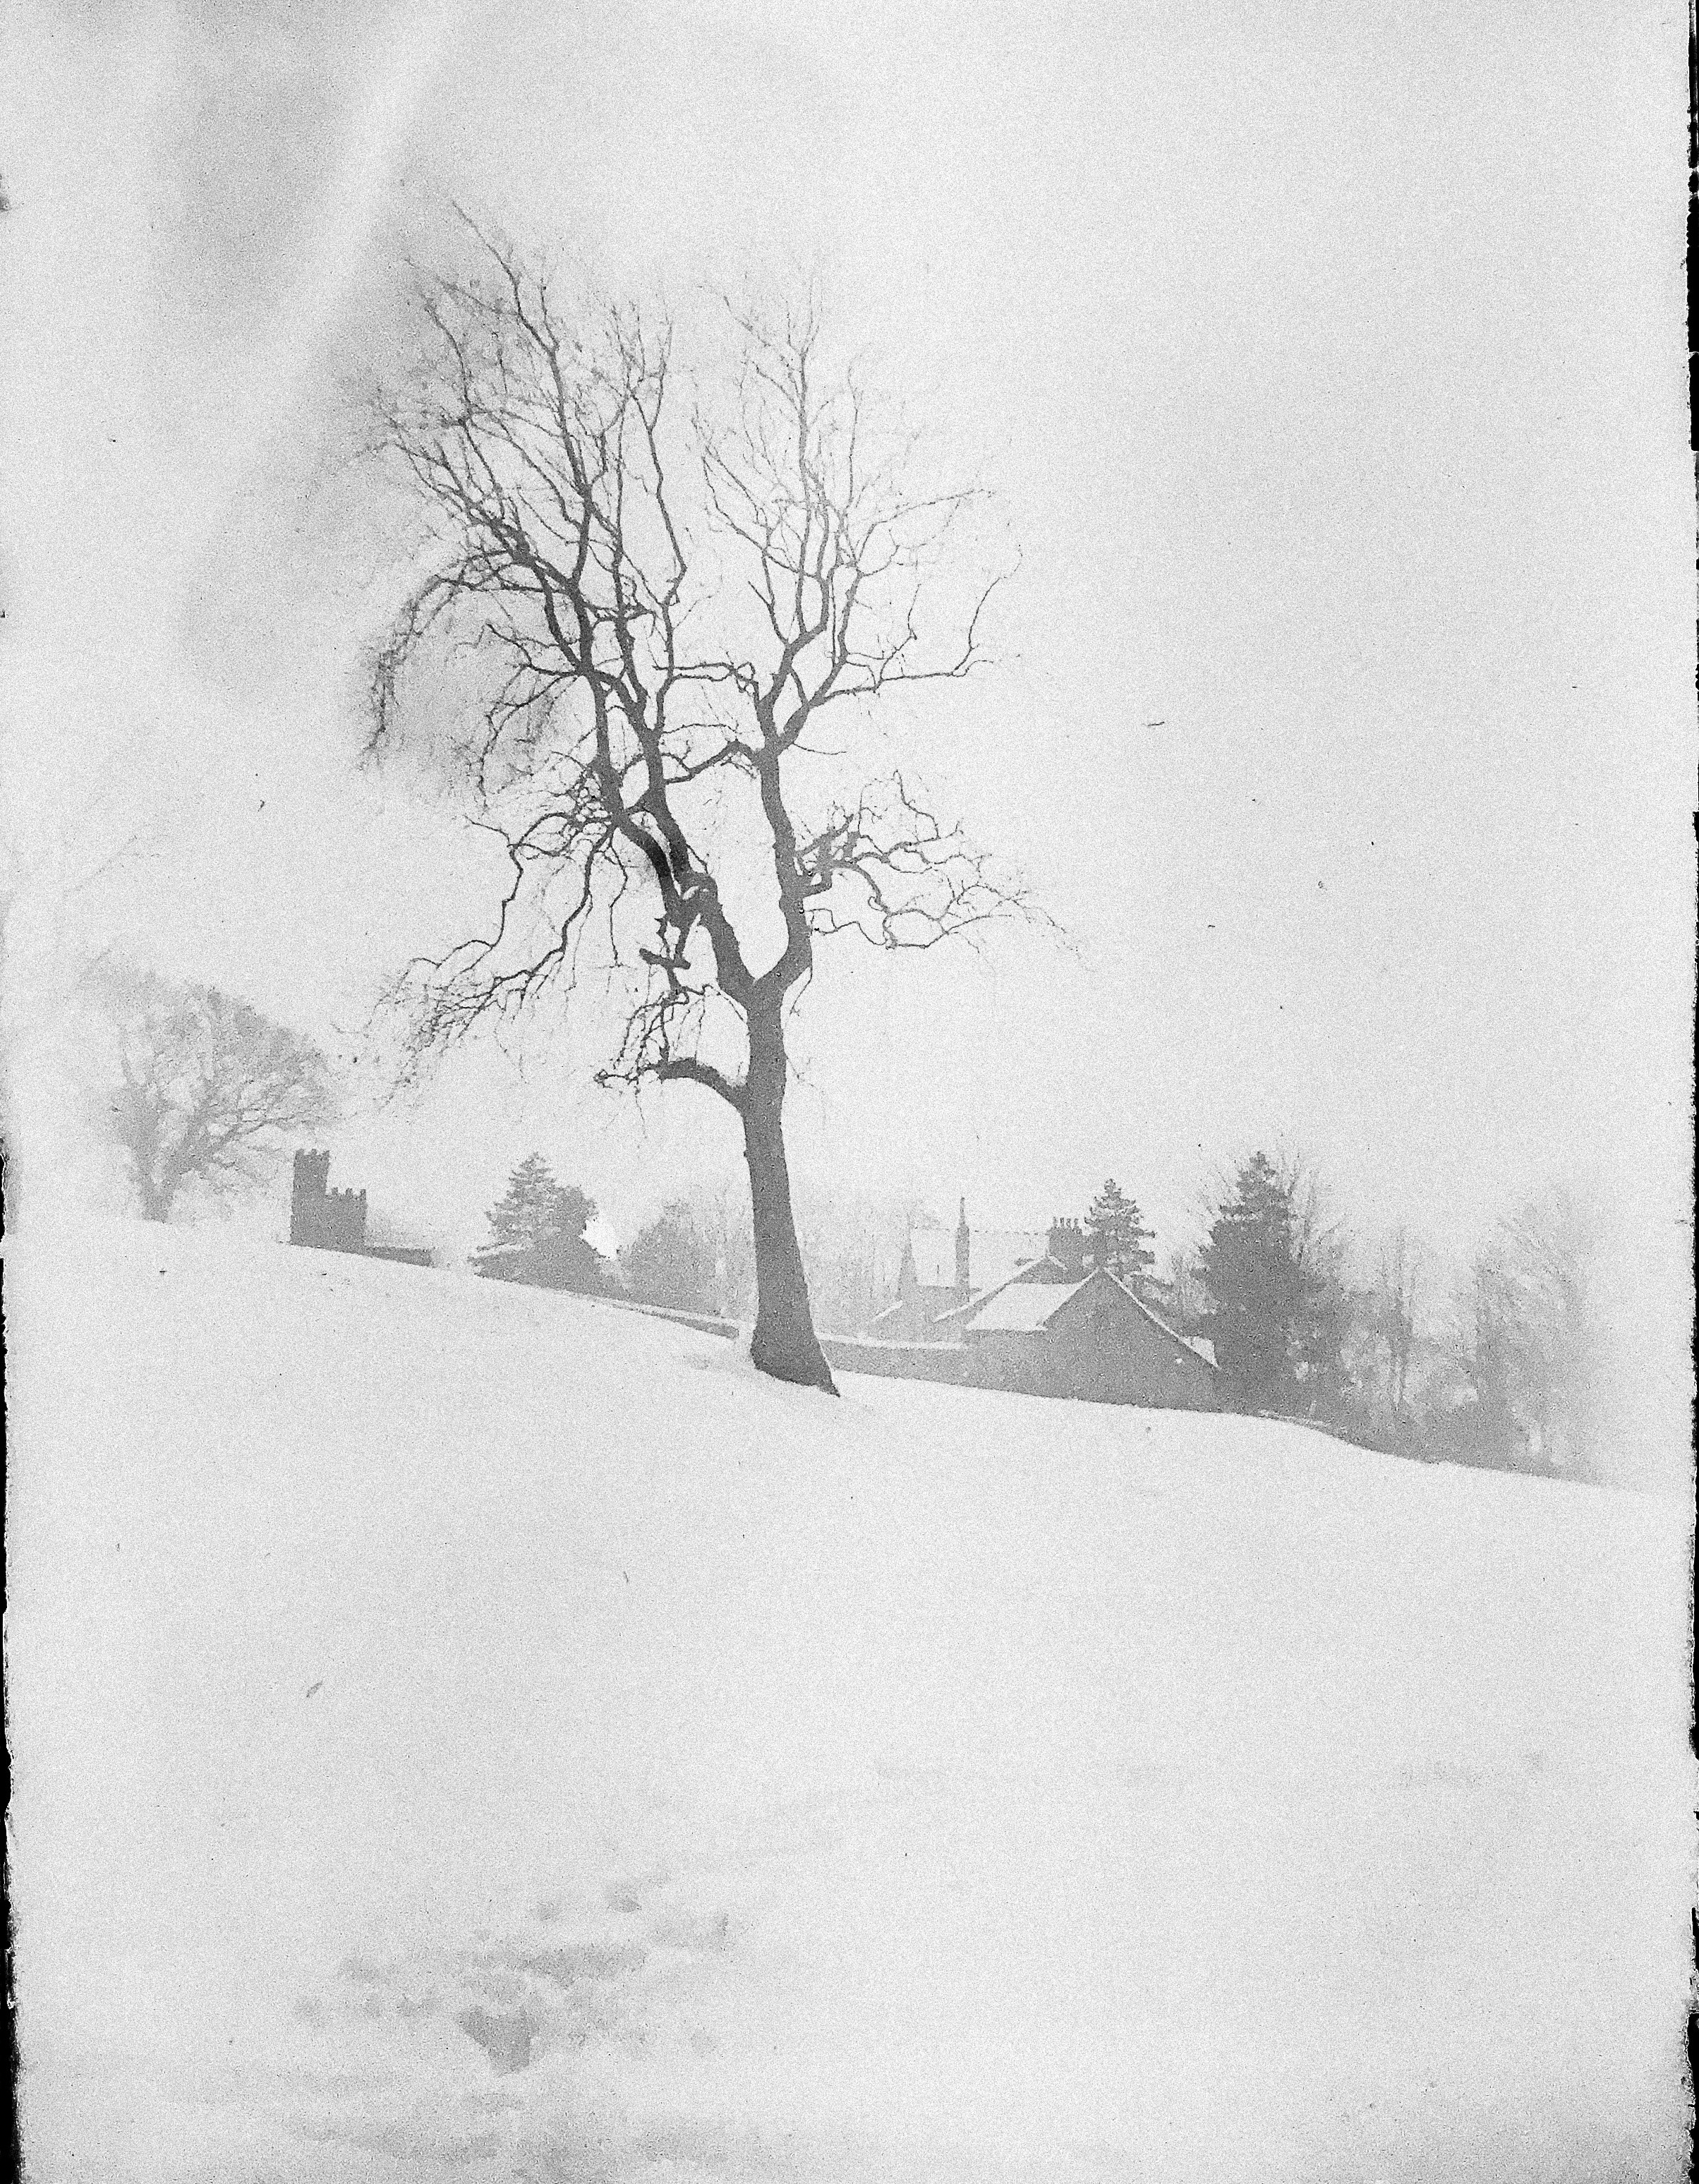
[3,2,1691,1349]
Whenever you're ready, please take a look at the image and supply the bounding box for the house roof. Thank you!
[956,1267,1221,1373]
[929,1254,1056,1330]
[864,1297,933,1336]
[962,1276,1091,1333]
[1112,1284,1220,1371]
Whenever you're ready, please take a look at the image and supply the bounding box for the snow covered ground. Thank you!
[7,1217,1693,2183]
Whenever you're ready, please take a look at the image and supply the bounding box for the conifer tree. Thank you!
[475,1154,605,1293]
[1085,1178,1156,1289]
[1197,1150,1355,1415]
[1198,1152,1306,1411]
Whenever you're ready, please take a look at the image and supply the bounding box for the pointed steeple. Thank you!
[955,1196,971,1293]
[898,1229,918,1299]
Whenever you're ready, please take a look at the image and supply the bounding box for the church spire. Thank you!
[955,1196,970,1293]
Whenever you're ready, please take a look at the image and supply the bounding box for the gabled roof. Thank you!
[1106,1280,1220,1370]
[928,1254,1055,1332]
[863,1293,954,1337]
[955,1265,1221,1372]
[962,1276,1091,1333]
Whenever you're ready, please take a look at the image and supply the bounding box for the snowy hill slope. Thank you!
[7,1219,1692,2183]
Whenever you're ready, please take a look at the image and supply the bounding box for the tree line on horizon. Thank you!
[470,1145,1609,1488]
[64,953,1610,1490]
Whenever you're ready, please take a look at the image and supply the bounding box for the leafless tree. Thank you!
[1499,1186,1604,1476]
[1161,1247,1206,1332]
[1441,1187,1603,1477]
[1372,1225,1427,1431]
[1272,1147,1355,1411]
[88,960,334,1221]
[363,227,1026,1389]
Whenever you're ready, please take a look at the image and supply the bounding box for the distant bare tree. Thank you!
[1440,1188,1603,1477]
[794,1184,919,1334]
[89,961,334,1221]
[364,226,1026,1389]
[691,1180,757,1322]
[1276,1148,1355,1414]
[1372,1226,1427,1432]
[1499,1187,1604,1477]
[1161,1246,1206,1332]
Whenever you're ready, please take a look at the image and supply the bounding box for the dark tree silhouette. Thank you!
[90,960,333,1221]
[473,1152,607,1292]
[1201,1150,1350,1417]
[622,1200,719,1315]
[1199,1152,1305,1411]
[1084,1178,1155,1289]
[365,227,1025,1389]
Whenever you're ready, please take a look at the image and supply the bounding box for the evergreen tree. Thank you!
[1198,1151,1356,1416]
[1198,1152,1307,1411]
[474,1154,606,1293]
[1085,1178,1156,1289]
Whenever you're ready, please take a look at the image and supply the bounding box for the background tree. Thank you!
[1280,1152,1354,1419]
[1197,1150,1352,1416]
[87,959,333,1221]
[473,1153,606,1292]
[622,1199,718,1315]
[689,1180,756,1321]
[1199,1152,1306,1411]
[1156,1245,1207,1334]
[795,1184,921,1334]
[1434,1245,1530,1469]
[1084,1178,1156,1291]
[1500,1186,1604,1478]
[365,229,1024,1392]
[1370,1226,1427,1442]
[1434,1187,1603,1478]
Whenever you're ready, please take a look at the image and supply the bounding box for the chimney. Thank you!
[1047,1216,1087,1279]
[955,1197,970,1293]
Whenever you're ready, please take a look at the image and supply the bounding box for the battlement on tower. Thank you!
[291,1150,369,1251]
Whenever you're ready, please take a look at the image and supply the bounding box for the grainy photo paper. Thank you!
[2,6,1693,2180]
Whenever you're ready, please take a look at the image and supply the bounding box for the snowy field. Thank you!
[7,1218,1692,2183]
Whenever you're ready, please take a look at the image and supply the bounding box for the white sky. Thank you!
[2,1,1691,1325]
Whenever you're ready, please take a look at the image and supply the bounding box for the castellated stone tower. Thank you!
[290,1150,368,1252]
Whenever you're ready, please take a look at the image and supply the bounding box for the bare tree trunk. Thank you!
[741,1003,836,1394]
